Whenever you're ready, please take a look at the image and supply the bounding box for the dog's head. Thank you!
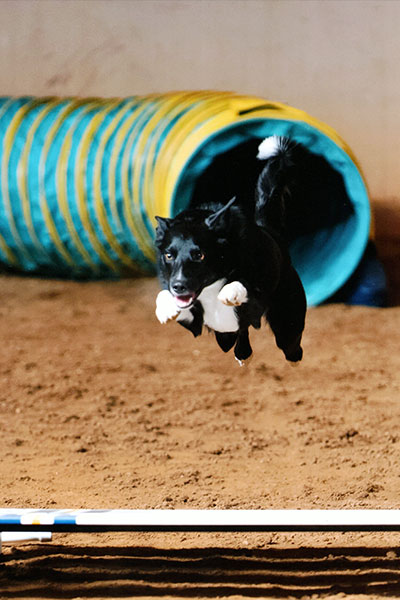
[155,198,236,309]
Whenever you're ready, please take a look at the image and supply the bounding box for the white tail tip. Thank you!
[257,135,282,160]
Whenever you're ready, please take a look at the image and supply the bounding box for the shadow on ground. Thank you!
[2,544,400,597]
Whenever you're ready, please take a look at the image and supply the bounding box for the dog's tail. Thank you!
[255,135,297,238]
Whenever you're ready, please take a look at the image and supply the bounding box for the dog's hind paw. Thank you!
[285,346,303,363]
[218,281,248,306]
[155,290,181,324]
[235,354,253,367]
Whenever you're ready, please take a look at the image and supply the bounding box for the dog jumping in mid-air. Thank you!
[154,136,307,366]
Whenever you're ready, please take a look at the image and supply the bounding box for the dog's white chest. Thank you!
[198,279,239,333]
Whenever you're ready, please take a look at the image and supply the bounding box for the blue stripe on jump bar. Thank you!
[53,515,77,525]
[0,514,22,524]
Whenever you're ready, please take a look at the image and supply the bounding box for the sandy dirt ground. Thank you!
[1,274,400,599]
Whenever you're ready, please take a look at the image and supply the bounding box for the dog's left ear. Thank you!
[205,196,236,231]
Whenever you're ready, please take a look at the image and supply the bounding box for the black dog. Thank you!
[155,136,306,365]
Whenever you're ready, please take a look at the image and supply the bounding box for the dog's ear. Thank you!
[205,196,236,231]
[155,216,173,244]
[155,216,172,231]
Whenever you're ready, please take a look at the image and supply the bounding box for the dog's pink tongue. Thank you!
[175,294,195,308]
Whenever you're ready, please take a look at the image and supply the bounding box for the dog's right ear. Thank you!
[155,216,172,231]
[204,196,236,231]
[155,216,172,244]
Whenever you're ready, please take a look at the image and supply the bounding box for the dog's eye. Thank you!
[164,252,174,262]
[192,250,205,262]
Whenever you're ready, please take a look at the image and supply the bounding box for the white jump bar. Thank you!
[2,509,400,531]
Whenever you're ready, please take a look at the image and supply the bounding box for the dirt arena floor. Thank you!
[1,273,400,599]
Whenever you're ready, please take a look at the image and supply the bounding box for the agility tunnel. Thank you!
[0,92,372,305]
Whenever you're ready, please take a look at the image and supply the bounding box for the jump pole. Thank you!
[2,509,400,534]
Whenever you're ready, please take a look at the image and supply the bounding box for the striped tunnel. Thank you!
[0,92,371,305]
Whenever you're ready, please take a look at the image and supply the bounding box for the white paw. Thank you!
[155,290,181,324]
[217,281,248,306]
[235,354,253,367]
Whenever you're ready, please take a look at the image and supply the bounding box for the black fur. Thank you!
[155,137,307,363]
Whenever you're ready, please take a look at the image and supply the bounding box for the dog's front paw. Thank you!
[218,281,248,306]
[155,290,181,324]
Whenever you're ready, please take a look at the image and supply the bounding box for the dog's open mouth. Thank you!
[173,292,197,309]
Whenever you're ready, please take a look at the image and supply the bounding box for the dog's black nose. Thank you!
[172,282,188,295]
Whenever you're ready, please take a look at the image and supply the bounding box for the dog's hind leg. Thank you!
[215,331,238,352]
[267,266,306,363]
[234,329,253,366]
